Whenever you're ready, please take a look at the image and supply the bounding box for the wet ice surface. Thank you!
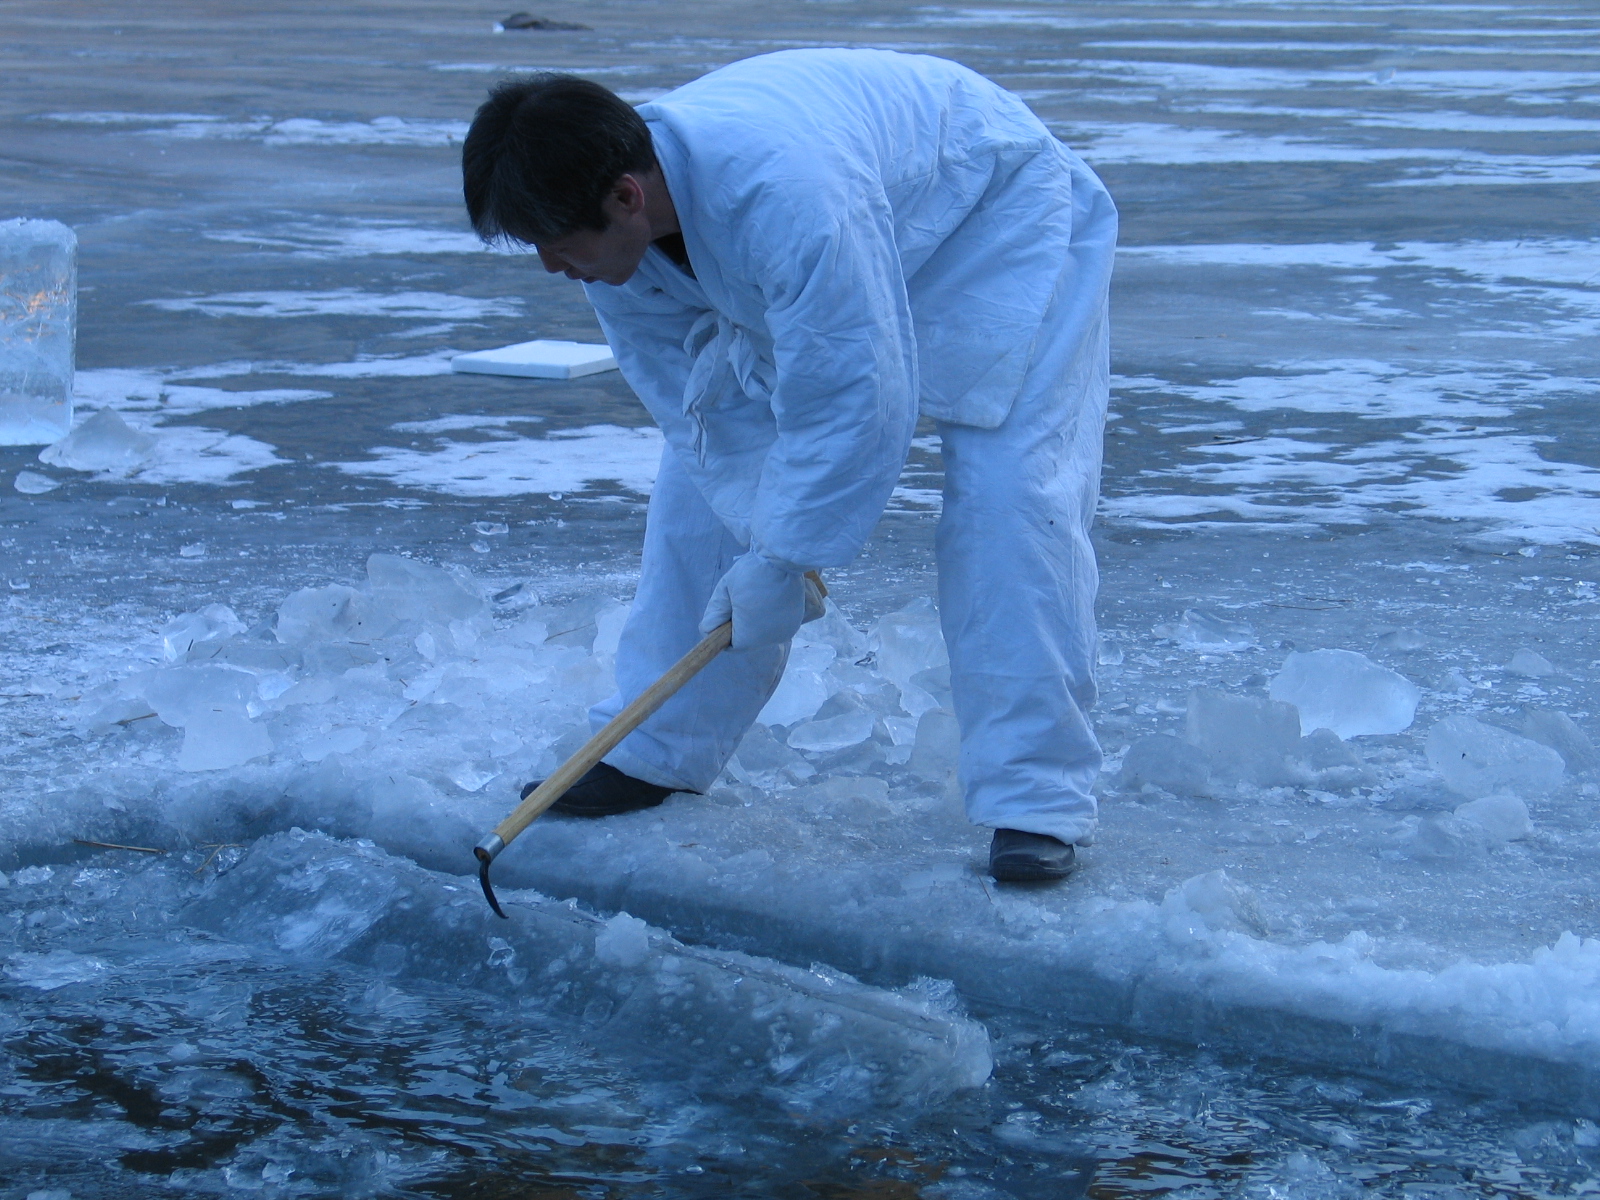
[4,0,1600,1192]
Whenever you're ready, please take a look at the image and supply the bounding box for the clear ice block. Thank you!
[0,218,76,446]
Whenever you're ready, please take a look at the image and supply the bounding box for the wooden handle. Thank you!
[490,620,733,847]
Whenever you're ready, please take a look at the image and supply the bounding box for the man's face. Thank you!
[535,175,653,286]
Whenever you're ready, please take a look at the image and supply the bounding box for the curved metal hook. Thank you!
[474,835,507,919]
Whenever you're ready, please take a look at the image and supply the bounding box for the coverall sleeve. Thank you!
[746,188,919,570]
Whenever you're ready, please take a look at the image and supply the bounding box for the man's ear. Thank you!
[613,173,648,215]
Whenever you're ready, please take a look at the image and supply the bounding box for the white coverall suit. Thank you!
[584,48,1117,846]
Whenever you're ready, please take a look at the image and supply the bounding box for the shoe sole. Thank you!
[548,796,667,818]
[990,859,1075,882]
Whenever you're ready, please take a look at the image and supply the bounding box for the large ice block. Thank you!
[0,218,76,446]
[451,338,616,379]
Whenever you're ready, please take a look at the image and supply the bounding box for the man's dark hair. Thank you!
[462,74,655,245]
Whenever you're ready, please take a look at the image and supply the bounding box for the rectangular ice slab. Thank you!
[451,338,616,380]
[0,218,76,446]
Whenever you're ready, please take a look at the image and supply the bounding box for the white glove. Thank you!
[700,552,822,649]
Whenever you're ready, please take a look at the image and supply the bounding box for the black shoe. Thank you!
[521,761,679,818]
[989,828,1076,882]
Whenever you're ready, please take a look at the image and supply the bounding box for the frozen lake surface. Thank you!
[3,0,1599,1193]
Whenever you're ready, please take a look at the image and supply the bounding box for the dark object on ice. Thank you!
[989,828,1076,882]
[496,12,591,30]
[526,761,680,817]
[474,620,737,918]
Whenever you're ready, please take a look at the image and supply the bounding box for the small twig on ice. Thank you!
[73,838,165,854]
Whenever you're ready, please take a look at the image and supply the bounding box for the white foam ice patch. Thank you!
[1158,99,1600,136]
[142,289,520,321]
[1083,38,1600,56]
[1072,59,1600,102]
[1118,238,1600,338]
[333,423,664,498]
[41,112,468,146]
[204,221,497,258]
[42,371,313,485]
[1122,236,1600,286]
[429,62,659,74]
[74,368,332,416]
[1116,359,1589,421]
[390,414,545,434]
[913,10,1362,31]
[210,351,462,379]
[1061,120,1600,185]
[1105,423,1600,546]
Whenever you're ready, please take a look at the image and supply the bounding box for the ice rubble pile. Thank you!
[71,556,966,823]
[1117,637,1584,825]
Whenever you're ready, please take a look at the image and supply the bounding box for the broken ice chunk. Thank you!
[3,949,108,991]
[1116,734,1212,795]
[1185,687,1301,786]
[12,469,58,494]
[869,597,948,694]
[1406,812,1490,860]
[366,553,488,631]
[1516,708,1597,774]
[1161,870,1269,939]
[177,707,272,771]
[0,218,75,446]
[276,584,371,645]
[142,663,257,728]
[1290,727,1375,791]
[1269,649,1420,738]
[729,722,814,788]
[906,707,961,783]
[795,599,868,660]
[1425,714,1564,798]
[38,409,155,475]
[1096,633,1125,666]
[788,708,876,754]
[592,911,651,969]
[1454,793,1533,844]
[1154,608,1256,653]
[796,775,892,817]
[161,603,246,662]
[1507,648,1556,678]
[1373,627,1431,652]
[757,642,836,726]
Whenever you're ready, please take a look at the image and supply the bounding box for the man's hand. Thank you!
[700,552,820,649]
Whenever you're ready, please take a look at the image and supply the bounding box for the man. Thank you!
[462,48,1116,881]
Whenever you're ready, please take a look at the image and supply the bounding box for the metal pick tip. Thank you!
[476,849,508,919]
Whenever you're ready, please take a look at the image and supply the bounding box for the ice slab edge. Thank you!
[493,853,1600,1118]
[15,801,1596,1115]
[189,829,993,1116]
